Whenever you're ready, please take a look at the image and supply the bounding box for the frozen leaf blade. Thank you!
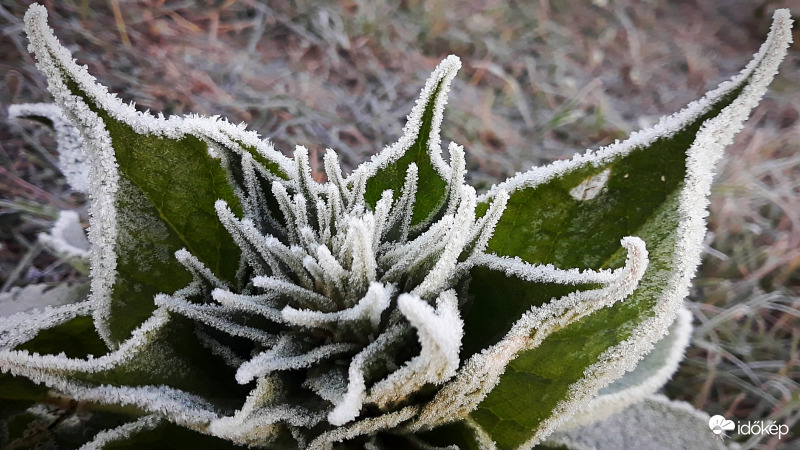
[356,56,461,228]
[0,306,248,420]
[22,5,293,344]
[544,395,732,450]
[461,9,792,448]
[563,305,693,428]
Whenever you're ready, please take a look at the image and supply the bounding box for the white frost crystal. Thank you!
[38,210,90,266]
[561,305,694,429]
[2,3,792,449]
[8,102,90,192]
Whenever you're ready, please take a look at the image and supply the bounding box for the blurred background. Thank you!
[0,0,798,447]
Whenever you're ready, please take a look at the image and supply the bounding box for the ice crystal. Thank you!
[8,102,89,192]
[38,210,90,267]
[1,3,792,449]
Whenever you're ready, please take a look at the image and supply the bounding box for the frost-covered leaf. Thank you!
[78,415,162,450]
[23,5,293,345]
[9,102,89,192]
[354,56,461,229]
[562,305,692,428]
[430,10,792,448]
[543,395,734,450]
[38,210,90,273]
[0,305,247,425]
[78,417,247,450]
[0,282,89,317]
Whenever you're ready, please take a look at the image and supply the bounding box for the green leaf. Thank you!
[2,306,247,416]
[0,373,48,404]
[23,6,292,345]
[563,305,693,428]
[102,419,249,450]
[359,56,461,227]
[417,419,496,450]
[78,315,247,411]
[88,316,249,410]
[16,315,108,359]
[458,11,792,448]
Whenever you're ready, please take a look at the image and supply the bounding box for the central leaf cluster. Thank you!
[156,138,508,439]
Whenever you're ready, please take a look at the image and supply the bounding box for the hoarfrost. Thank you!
[311,406,419,450]
[6,4,791,448]
[0,299,92,349]
[38,210,90,265]
[561,305,693,428]
[347,55,461,228]
[412,236,648,431]
[0,283,89,318]
[544,395,733,450]
[282,282,392,329]
[78,415,162,450]
[368,291,463,408]
[236,341,358,384]
[22,3,292,347]
[8,102,89,192]
[515,10,793,448]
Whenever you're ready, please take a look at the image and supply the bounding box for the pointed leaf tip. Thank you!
[461,10,792,448]
[23,3,252,345]
[358,55,462,229]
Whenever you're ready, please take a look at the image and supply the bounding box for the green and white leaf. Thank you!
[413,10,792,448]
[78,415,162,450]
[23,3,293,346]
[561,305,693,429]
[351,55,461,230]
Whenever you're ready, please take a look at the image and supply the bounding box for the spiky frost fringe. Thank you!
[78,415,162,450]
[8,103,89,192]
[310,406,419,450]
[23,4,292,347]
[411,237,648,430]
[367,291,463,408]
[347,55,461,229]
[8,4,791,448]
[0,301,92,349]
[560,305,693,429]
[517,10,793,447]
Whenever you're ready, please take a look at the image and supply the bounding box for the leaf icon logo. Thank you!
[708,415,736,437]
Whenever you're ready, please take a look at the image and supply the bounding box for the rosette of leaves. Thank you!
[0,4,793,450]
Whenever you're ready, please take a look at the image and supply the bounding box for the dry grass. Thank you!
[0,0,798,447]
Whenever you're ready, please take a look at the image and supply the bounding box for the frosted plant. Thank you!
[9,102,89,193]
[0,4,792,449]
